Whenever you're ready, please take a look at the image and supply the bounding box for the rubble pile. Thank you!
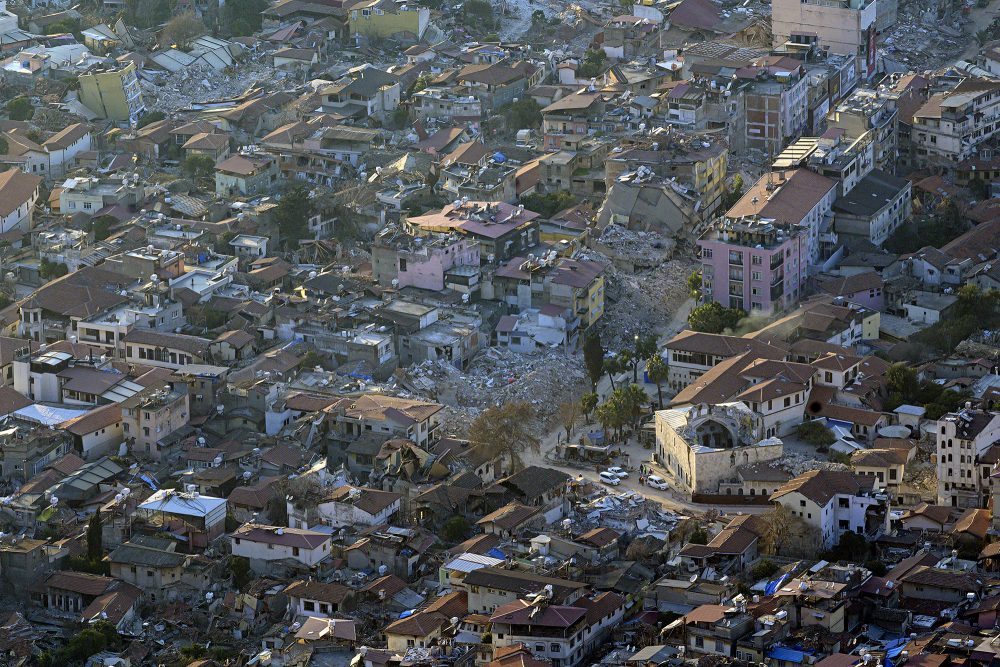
[599,256,698,349]
[407,346,589,436]
[777,451,850,476]
[881,2,965,70]
[141,59,277,112]
[597,223,675,267]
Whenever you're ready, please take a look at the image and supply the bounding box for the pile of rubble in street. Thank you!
[405,346,589,436]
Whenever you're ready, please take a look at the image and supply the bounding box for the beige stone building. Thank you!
[654,402,784,495]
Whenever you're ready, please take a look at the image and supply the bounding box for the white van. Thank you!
[599,471,621,485]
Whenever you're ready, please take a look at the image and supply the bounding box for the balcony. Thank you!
[729,252,744,266]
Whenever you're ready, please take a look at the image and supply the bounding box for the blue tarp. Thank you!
[769,648,807,664]
[764,573,789,596]
[399,609,416,618]
[139,473,158,490]
[487,548,505,560]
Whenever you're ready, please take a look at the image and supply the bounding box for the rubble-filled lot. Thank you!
[406,346,590,436]
[140,59,278,113]
[881,0,966,70]
[599,256,698,349]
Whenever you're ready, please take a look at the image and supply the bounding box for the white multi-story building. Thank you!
[772,0,878,70]
[912,78,1000,168]
[936,408,1000,509]
[770,469,885,548]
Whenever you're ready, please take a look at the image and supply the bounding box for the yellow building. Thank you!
[78,63,145,123]
[348,0,429,40]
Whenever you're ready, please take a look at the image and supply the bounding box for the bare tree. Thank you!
[558,400,578,441]
[162,12,206,49]
[468,402,541,473]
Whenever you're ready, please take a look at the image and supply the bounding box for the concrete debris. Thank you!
[599,255,697,349]
[407,346,588,437]
[881,0,966,70]
[776,451,850,476]
[140,58,276,113]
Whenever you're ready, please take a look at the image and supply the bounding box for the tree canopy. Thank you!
[274,184,316,248]
[468,401,541,472]
[688,301,744,333]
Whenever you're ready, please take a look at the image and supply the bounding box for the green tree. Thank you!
[274,184,315,248]
[885,362,920,403]
[721,173,744,210]
[463,0,495,26]
[504,97,543,131]
[6,97,34,121]
[87,509,103,563]
[229,555,252,590]
[531,8,546,23]
[136,110,166,128]
[220,0,269,36]
[390,106,410,130]
[520,191,575,217]
[39,258,69,280]
[90,215,115,241]
[646,354,669,408]
[614,384,649,429]
[687,270,702,298]
[468,401,541,472]
[797,420,836,448]
[688,301,744,333]
[576,49,607,79]
[442,515,471,542]
[580,392,598,425]
[628,334,658,383]
[0,136,8,155]
[594,399,623,438]
[604,354,625,391]
[583,333,605,391]
[182,154,216,179]
[688,528,708,545]
[750,558,780,580]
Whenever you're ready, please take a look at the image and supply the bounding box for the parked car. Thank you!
[607,466,629,478]
[599,471,621,485]
[646,475,669,490]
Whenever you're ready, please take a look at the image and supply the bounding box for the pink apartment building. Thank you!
[697,217,808,314]
[372,226,480,292]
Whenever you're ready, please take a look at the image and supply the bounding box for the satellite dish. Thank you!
[49,496,58,506]
[690,574,698,583]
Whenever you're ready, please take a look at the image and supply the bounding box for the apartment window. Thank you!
[142,427,150,437]
[535,645,545,654]
[694,637,704,648]
[751,255,762,265]
[716,641,724,652]
[550,644,560,653]
[399,258,408,271]
[304,601,315,611]
[702,248,713,259]
[293,547,300,556]
[825,372,833,382]
[752,271,762,281]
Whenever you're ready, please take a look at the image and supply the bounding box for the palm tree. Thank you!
[646,354,669,408]
[613,384,649,430]
[594,401,617,439]
[604,355,624,391]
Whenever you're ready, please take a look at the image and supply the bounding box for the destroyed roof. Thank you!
[665,330,788,357]
[457,62,525,86]
[541,91,604,114]
[108,540,185,568]
[81,583,141,626]
[216,153,275,176]
[953,508,990,540]
[770,469,864,506]
[850,448,909,467]
[326,393,443,424]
